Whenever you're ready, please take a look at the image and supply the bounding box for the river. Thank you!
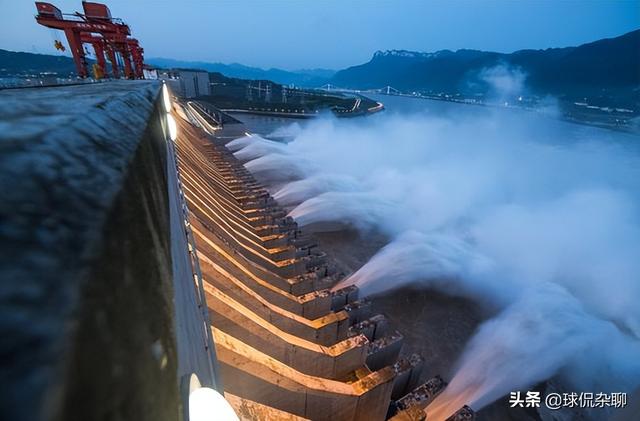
[231,93,638,148]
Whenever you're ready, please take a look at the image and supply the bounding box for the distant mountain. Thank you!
[293,68,337,79]
[0,49,335,87]
[4,29,638,106]
[331,30,640,102]
[146,57,334,87]
[0,49,78,77]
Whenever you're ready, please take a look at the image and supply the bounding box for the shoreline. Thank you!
[220,100,385,120]
[221,108,317,119]
[371,92,638,134]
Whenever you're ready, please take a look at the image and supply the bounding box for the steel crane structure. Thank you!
[34,1,144,79]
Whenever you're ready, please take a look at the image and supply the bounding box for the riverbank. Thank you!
[372,92,638,133]
[221,108,318,119]
[198,77,384,119]
[221,99,384,119]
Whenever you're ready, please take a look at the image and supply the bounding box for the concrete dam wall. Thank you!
[174,99,474,420]
[0,82,182,421]
[0,81,473,421]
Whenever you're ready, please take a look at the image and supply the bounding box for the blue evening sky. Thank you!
[1,0,638,70]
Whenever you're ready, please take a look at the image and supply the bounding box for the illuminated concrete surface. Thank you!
[172,111,393,419]
[0,79,472,420]
[169,100,472,420]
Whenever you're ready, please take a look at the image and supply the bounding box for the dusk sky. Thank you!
[1,0,638,70]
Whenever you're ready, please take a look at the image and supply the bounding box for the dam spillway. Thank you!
[174,103,397,419]
[172,98,475,420]
[0,81,474,421]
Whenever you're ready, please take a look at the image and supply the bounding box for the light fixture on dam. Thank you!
[167,113,178,141]
[162,82,172,113]
[189,388,239,421]
[183,374,239,421]
[162,82,177,141]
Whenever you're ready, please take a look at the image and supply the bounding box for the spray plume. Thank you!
[231,87,640,418]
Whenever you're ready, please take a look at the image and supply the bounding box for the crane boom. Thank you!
[34,1,144,79]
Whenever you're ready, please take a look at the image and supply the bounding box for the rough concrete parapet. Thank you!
[0,81,181,421]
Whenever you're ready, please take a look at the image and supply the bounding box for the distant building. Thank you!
[142,67,159,80]
[160,69,210,98]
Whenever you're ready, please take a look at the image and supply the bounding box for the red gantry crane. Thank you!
[34,1,145,79]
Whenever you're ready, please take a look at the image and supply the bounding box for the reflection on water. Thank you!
[227,112,311,142]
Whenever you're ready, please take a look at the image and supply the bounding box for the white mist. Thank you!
[230,95,640,419]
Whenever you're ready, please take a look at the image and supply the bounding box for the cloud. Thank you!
[478,63,527,100]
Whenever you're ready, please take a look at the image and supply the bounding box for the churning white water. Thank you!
[227,94,640,419]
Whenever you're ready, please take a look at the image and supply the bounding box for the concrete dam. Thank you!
[0,81,475,421]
